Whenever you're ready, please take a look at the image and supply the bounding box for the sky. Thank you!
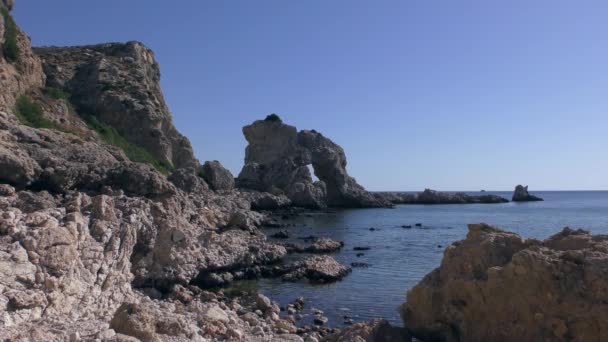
[13,0,608,191]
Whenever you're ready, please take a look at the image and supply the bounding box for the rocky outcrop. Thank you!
[237,115,388,208]
[512,184,543,201]
[0,0,45,111]
[378,189,509,204]
[282,255,352,283]
[200,160,235,191]
[401,223,608,342]
[34,42,198,170]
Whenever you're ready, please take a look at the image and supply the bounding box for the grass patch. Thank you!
[85,116,174,174]
[14,95,58,129]
[1,7,19,62]
[44,86,71,101]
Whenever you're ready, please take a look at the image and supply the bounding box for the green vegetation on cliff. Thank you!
[14,96,57,129]
[264,113,282,123]
[1,7,20,62]
[85,116,174,174]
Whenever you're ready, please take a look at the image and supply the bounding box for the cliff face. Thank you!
[0,0,44,111]
[34,42,198,170]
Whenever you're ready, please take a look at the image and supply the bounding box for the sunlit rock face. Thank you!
[402,223,608,342]
[237,116,388,208]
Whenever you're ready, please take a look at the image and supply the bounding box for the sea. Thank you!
[232,191,608,327]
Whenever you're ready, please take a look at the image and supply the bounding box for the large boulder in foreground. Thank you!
[401,223,608,342]
[512,184,543,201]
[237,115,388,208]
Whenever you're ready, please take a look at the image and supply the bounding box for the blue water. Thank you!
[246,191,608,327]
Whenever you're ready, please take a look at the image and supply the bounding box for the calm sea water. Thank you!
[244,191,608,327]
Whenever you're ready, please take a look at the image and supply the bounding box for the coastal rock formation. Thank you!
[512,184,543,201]
[200,160,235,191]
[0,4,318,339]
[34,42,198,170]
[237,115,388,208]
[378,189,509,204]
[401,223,608,342]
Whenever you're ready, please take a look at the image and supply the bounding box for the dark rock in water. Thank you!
[377,188,509,205]
[512,184,543,202]
[356,253,365,257]
[236,117,390,208]
[402,224,608,342]
[281,255,351,283]
[415,223,422,227]
[271,230,290,239]
[351,262,370,268]
[401,225,412,228]
[437,245,443,248]
[353,246,371,251]
[314,316,329,325]
[369,227,376,231]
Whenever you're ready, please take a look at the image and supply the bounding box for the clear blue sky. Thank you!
[14,0,608,190]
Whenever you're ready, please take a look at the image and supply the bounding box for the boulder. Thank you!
[200,160,235,191]
[512,184,543,201]
[401,223,608,342]
[283,255,351,283]
[168,167,209,193]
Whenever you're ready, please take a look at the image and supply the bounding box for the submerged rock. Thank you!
[512,184,543,201]
[401,223,608,342]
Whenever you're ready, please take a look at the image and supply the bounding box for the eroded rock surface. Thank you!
[237,116,388,208]
[401,223,608,342]
[512,184,543,202]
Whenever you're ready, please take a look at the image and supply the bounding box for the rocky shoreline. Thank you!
[0,1,602,341]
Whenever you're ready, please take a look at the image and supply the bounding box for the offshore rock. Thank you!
[512,184,543,201]
[401,223,608,342]
[378,188,509,204]
[323,319,411,342]
[237,117,388,208]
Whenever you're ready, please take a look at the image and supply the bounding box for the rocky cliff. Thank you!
[237,115,388,208]
[401,223,608,342]
[34,42,198,170]
[0,2,335,340]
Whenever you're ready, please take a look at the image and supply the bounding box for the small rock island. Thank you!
[512,184,544,201]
